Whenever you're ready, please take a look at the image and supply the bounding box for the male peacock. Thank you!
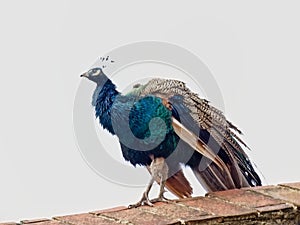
[81,67,261,208]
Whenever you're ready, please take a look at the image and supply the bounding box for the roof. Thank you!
[2,182,300,225]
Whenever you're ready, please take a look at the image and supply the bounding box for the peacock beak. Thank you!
[80,72,88,78]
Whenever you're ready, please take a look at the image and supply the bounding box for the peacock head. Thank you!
[80,67,105,84]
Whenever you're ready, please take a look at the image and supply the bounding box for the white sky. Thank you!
[1,0,300,222]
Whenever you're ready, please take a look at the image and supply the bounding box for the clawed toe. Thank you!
[128,157,170,208]
[128,200,153,208]
[128,192,153,208]
[128,196,169,208]
[150,196,169,204]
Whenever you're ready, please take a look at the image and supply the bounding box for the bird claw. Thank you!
[150,195,170,204]
[128,193,153,208]
[128,196,170,208]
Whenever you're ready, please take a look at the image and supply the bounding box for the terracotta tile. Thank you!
[5,182,300,225]
[208,188,284,208]
[100,206,173,225]
[91,206,127,215]
[178,196,257,217]
[27,221,65,225]
[242,185,275,191]
[138,201,216,223]
[55,213,119,225]
[0,223,17,225]
[252,186,300,207]
[20,218,50,224]
[255,203,294,213]
[279,182,300,191]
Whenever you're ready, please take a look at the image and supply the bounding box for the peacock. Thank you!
[80,67,262,208]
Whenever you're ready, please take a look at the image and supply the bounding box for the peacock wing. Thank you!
[135,78,261,191]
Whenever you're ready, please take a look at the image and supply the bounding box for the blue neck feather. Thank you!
[93,75,120,134]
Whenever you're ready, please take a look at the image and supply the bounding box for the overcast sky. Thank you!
[1,0,300,222]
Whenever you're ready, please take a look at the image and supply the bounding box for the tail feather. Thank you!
[165,170,193,198]
[172,117,237,189]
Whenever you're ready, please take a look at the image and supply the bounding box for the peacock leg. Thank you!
[128,157,170,208]
[150,157,169,203]
[128,176,154,208]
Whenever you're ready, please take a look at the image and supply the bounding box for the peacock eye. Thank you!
[91,68,100,76]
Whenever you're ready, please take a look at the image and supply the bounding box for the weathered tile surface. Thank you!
[2,182,300,225]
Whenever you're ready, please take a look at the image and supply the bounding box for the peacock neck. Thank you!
[93,75,120,134]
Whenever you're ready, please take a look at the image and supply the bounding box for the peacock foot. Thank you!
[128,192,153,208]
[150,195,170,204]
